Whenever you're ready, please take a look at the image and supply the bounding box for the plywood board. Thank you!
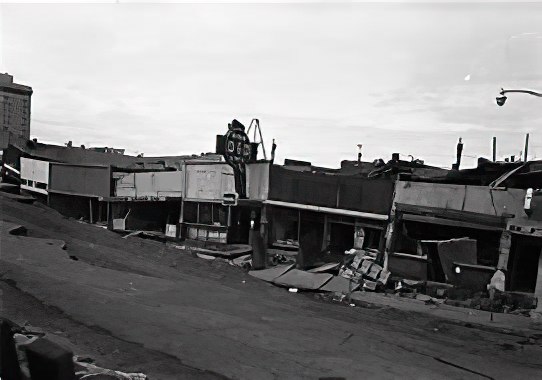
[320,276,359,293]
[249,264,295,283]
[273,269,332,290]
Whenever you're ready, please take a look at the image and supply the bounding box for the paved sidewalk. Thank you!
[349,291,542,336]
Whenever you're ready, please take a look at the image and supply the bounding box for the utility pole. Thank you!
[452,137,463,170]
[524,133,529,162]
[492,137,497,162]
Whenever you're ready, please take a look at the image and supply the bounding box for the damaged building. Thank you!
[384,161,542,307]
[5,125,542,311]
[245,160,394,268]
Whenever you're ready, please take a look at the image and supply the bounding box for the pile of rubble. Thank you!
[337,248,391,291]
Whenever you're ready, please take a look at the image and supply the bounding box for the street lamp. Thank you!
[496,88,542,106]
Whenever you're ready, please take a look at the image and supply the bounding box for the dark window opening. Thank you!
[398,220,501,266]
[363,228,381,250]
[183,202,198,223]
[199,203,212,224]
[328,223,354,254]
[271,207,299,243]
[217,205,228,226]
[508,236,541,293]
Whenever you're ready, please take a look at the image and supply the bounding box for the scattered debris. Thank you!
[488,270,506,292]
[269,253,296,266]
[230,254,252,271]
[76,358,147,379]
[331,292,346,302]
[337,254,389,292]
[196,253,216,260]
[362,280,377,291]
[121,230,143,239]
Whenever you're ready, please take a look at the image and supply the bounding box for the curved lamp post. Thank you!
[496,88,542,106]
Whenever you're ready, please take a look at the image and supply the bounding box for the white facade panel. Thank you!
[135,171,183,198]
[246,162,270,200]
[20,157,49,194]
[114,171,183,198]
[114,173,136,197]
[185,164,234,201]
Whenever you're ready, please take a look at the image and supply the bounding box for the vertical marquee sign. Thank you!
[216,119,253,198]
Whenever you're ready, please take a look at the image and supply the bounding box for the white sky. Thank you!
[1,2,542,168]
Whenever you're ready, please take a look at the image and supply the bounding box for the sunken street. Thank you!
[1,193,542,379]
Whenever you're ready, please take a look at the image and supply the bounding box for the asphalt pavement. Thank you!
[1,194,542,379]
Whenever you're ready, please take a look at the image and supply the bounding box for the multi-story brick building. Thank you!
[0,73,33,150]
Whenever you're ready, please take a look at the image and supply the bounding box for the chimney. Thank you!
[392,153,400,162]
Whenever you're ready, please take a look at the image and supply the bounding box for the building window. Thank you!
[184,202,198,223]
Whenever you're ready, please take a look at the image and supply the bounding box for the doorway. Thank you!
[328,223,355,254]
[508,234,542,292]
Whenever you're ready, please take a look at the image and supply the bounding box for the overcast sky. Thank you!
[2,1,542,168]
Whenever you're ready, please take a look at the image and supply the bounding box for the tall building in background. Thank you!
[0,73,33,150]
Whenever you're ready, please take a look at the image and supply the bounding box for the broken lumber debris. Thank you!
[307,262,340,273]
